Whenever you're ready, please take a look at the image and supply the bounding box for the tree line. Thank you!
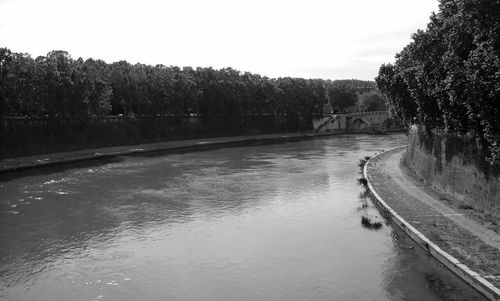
[0,47,386,129]
[375,0,500,164]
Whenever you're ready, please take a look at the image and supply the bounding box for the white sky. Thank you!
[0,0,438,80]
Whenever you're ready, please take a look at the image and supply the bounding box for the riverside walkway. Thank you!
[365,146,500,300]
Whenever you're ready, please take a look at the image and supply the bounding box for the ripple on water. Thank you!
[54,190,72,195]
[40,177,76,187]
[0,134,488,301]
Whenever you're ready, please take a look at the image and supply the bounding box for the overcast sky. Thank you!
[0,0,438,80]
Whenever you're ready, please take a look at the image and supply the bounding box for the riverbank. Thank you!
[365,147,500,300]
[0,132,324,173]
[7,133,482,300]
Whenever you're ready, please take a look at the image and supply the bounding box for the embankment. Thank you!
[404,125,500,217]
[1,116,304,159]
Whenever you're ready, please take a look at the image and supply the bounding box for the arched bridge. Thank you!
[313,111,397,134]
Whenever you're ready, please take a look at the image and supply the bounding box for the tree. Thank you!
[326,84,357,112]
[81,58,113,116]
[376,0,500,164]
[357,91,387,112]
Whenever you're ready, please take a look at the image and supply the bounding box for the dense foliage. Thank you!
[357,91,387,112]
[375,0,500,164]
[0,48,382,130]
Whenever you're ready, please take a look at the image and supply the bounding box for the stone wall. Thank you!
[312,111,395,133]
[312,115,346,133]
[404,125,500,215]
[1,116,297,159]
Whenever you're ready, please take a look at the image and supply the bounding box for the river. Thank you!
[0,134,486,300]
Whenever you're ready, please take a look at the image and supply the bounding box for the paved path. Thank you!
[0,133,316,173]
[366,147,500,290]
[384,148,500,250]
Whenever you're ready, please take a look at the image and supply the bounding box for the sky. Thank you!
[0,0,439,80]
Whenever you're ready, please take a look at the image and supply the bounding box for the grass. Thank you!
[357,156,372,169]
[357,177,368,186]
[358,190,371,199]
[361,215,383,230]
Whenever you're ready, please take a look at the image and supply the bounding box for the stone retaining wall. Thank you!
[405,125,500,216]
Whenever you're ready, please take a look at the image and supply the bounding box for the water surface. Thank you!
[0,134,486,300]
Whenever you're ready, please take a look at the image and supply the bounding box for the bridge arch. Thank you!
[313,111,400,133]
[382,118,394,130]
[349,117,371,131]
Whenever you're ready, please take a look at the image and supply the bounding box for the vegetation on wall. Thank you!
[375,0,500,164]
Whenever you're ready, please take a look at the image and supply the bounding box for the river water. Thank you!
[0,134,486,301]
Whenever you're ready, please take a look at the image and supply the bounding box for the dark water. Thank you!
[0,134,486,300]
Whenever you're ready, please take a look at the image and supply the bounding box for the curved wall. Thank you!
[404,125,500,216]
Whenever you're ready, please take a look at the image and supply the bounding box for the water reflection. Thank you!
[0,134,487,300]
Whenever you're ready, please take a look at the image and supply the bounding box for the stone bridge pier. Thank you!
[313,111,396,134]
